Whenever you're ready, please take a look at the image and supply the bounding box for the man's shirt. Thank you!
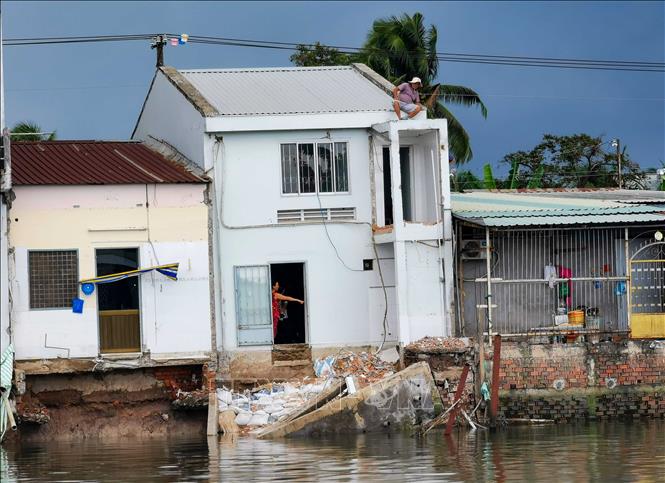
[397,82,420,104]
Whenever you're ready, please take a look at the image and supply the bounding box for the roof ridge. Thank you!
[179,65,353,74]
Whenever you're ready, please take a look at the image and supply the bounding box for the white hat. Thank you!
[409,77,422,84]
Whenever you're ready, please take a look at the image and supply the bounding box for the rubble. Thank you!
[405,337,471,353]
[330,350,396,387]
[171,389,209,410]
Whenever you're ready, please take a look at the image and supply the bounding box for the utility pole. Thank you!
[151,34,167,67]
[612,138,622,189]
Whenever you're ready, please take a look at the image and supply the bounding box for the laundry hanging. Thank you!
[79,263,179,285]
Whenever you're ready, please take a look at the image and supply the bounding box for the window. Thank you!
[29,250,79,309]
[281,142,349,194]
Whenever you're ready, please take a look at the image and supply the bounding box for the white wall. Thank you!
[0,199,9,353]
[9,184,212,360]
[211,129,397,349]
[133,71,207,168]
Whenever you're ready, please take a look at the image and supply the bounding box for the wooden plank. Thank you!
[444,363,470,435]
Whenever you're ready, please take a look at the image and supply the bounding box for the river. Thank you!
[2,421,664,482]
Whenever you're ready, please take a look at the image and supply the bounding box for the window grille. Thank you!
[29,250,79,309]
[281,142,349,194]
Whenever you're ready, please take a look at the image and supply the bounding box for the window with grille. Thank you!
[281,142,349,195]
[29,250,79,309]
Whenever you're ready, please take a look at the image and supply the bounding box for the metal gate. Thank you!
[630,241,665,338]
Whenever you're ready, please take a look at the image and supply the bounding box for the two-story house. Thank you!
[133,64,454,378]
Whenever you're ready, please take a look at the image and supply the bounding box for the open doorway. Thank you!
[382,146,412,224]
[270,262,306,345]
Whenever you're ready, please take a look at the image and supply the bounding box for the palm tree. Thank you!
[10,122,56,141]
[359,13,487,163]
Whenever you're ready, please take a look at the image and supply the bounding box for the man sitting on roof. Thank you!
[392,77,423,120]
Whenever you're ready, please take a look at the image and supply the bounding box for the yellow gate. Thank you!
[630,241,665,339]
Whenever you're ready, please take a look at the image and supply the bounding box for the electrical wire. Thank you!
[4,33,663,72]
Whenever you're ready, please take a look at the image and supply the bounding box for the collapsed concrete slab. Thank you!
[258,362,442,438]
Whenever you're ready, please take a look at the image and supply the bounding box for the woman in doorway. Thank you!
[272,281,304,340]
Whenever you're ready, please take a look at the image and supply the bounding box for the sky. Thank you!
[2,1,664,175]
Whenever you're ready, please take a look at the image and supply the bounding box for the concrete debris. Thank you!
[405,337,471,353]
[172,389,209,410]
[330,350,395,386]
[258,362,442,439]
[216,378,336,433]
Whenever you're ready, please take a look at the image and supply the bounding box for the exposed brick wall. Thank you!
[152,365,203,395]
[405,337,665,422]
[498,340,665,391]
[500,390,665,422]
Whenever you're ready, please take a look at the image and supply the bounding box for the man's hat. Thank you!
[409,77,422,84]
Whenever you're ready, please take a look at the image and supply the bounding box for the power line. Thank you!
[4,33,663,72]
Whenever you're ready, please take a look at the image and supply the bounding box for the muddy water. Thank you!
[2,421,664,482]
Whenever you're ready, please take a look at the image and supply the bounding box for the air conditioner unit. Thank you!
[460,239,488,260]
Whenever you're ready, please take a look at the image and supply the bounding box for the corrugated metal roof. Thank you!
[452,191,665,227]
[178,66,394,116]
[11,141,206,185]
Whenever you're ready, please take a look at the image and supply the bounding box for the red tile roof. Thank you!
[11,141,206,185]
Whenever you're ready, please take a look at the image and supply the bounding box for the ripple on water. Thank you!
[1,420,664,482]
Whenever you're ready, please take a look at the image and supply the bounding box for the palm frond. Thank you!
[432,103,473,163]
[439,85,488,118]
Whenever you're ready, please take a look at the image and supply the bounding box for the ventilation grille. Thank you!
[277,207,356,223]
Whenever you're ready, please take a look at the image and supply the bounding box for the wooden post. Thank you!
[490,334,502,427]
[445,363,470,435]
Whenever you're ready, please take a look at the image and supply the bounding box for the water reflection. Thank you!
[2,421,664,482]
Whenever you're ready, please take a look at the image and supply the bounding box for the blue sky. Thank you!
[3,1,664,174]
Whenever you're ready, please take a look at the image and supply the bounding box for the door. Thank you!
[630,241,665,338]
[235,265,273,346]
[97,248,141,353]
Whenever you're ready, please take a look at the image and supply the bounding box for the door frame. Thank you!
[95,246,143,355]
[268,260,310,346]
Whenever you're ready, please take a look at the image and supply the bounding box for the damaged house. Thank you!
[8,141,215,374]
[132,64,455,380]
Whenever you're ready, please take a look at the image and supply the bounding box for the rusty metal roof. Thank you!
[11,141,206,185]
[452,191,665,227]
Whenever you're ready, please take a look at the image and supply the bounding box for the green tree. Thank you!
[359,13,487,163]
[499,133,644,189]
[452,169,482,192]
[288,13,487,163]
[290,42,353,67]
[10,122,55,141]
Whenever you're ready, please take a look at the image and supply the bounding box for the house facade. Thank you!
[8,141,214,370]
[133,64,454,376]
[0,129,9,354]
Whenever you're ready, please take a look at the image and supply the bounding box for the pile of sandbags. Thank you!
[216,381,330,428]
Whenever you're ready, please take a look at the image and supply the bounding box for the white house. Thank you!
[133,64,454,376]
[0,129,9,355]
[8,140,214,370]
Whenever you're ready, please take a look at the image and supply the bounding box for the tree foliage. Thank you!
[498,133,644,189]
[290,42,353,67]
[10,122,56,141]
[288,13,487,163]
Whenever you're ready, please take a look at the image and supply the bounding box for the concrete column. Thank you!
[438,125,454,337]
[389,124,410,344]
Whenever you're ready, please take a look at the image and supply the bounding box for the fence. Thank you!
[459,226,630,336]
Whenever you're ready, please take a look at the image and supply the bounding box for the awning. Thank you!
[80,263,179,285]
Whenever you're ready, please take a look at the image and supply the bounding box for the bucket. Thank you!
[568,310,585,326]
